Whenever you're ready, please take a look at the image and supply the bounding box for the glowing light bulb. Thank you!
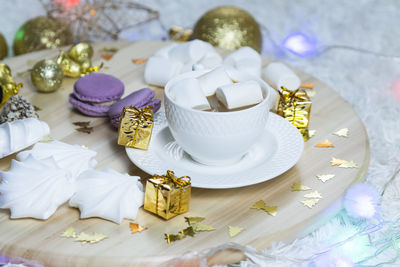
[281,32,318,57]
[55,0,80,8]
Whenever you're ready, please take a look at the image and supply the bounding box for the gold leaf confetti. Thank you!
[315,140,334,148]
[250,200,266,210]
[40,135,54,142]
[301,198,320,208]
[132,58,148,64]
[179,226,196,237]
[129,222,147,235]
[228,226,244,237]
[333,128,349,137]
[263,206,278,216]
[75,232,107,244]
[184,216,205,225]
[165,233,186,244]
[308,130,316,138]
[304,191,323,199]
[291,183,312,191]
[330,157,348,166]
[60,226,76,238]
[339,160,358,168]
[192,223,216,233]
[316,174,335,183]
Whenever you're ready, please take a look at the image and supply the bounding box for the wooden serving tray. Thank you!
[0,41,369,266]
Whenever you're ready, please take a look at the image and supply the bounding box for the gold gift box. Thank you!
[117,106,153,150]
[276,87,312,140]
[144,170,191,220]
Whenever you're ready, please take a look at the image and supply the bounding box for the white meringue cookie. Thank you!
[263,62,301,91]
[197,66,233,96]
[0,118,50,159]
[224,46,262,77]
[17,140,97,178]
[69,168,144,224]
[144,57,183,87]
[0,156,74,220]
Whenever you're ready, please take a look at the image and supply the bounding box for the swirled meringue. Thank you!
[69,168,144,224]
[0,156,74,219]
[17,140,97,178]
[0,118,50,159]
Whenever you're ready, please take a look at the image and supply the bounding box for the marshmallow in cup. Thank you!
[224,46,262,77]
[144,57,183,87]
[168,77,210,110]
[197,66,233,96]
[216,80,264,110]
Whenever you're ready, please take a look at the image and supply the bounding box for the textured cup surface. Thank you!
[164,70,271,166]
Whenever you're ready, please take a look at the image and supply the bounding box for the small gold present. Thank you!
[117,106,153,150]
[276,87,312,140]
[144,170,191,220]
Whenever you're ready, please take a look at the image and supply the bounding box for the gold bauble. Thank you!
[0,33,8,59]
[67,43,94,64]
[13,16,73,56]
[31,59,64,93]
[192,6,262,52]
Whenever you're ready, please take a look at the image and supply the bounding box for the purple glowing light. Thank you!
[281,32,318,57]
[343,183,380,219]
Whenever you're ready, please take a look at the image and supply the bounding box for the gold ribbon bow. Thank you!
[127,106,154,128]
[153,170,191,216]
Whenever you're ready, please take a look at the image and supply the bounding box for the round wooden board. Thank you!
[0,41,369,266]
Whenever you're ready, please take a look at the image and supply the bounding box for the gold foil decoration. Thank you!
[129,222,147,235]
[291,183,312,191]
[0,64,23,105]
[60,226,77,238]
[192,223,216,233]
[263,206,278,216]
[75,232,107,244]
[165,233,186,243]
[250,200,266,210]
[228,226,244,237]
[315,140,334,148]
[192,6,262,52]
[276,87,312,141]
[144,170,191,220]
[118,106,154,150]
[304,191,323,199]
[339,160,358,169]
[185,216,205,225]
[164,216,214,243]
[169,26,193,42]
[316,174,335,183]
[301,198,320,209]
[330,157,348,166]
[333,128,349,137]
[250,200,277,216]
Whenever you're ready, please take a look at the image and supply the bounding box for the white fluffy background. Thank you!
[1,0,400,266]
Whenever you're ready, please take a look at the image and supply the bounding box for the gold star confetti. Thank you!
[330,157,348,166]
[129,222,147,235]
[339,160,358,168]
[250,200,266,210]
[316,174,335,183]
[132,58,148,64]
[75,232,107,244]
[315,140,334,148]
[184,217,205,225]
[308,130,316,138]
[165,233,186,244]
[40,135,54,142]
[301,198,320,209]
[192,223,216,233]
[228,226,244,237]
[60,226,76,238]
[263,206,278,216]
[291,183,312,191]
[333,128,349,137]
[304,191,322,199]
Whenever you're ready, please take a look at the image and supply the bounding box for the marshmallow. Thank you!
[224,46,262,77]
[169,40,211,63]
[263,62,300,91]
[154,43,178,58]
[216,80,263,110]
[199,51,223,68]
[144,57,183,87]
[197,66,233,96]
[181,62,197,73]
[169,77,211,110]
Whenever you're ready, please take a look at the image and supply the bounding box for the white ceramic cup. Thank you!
[164,70,271,166]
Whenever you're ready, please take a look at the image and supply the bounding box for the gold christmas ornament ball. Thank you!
[192,6,262,52]
[0,33,8,59]
[31,59,64,93]
[13,16,73,56]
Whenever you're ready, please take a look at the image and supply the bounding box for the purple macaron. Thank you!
[69,73,125,117]
[108,88,161,128]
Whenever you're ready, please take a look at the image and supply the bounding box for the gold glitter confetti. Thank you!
[333,128,349,137]
[185,217,205,225]
[304,191,322,199]
[60,226,76,238]
[315,140,334,148]
[339,160,358,168]
[228,226,244,237]
[263,206,278,216]
[165,233,186,244]
[292,183,312,191]
[132,58,148,65]
[192,223,216,233]
[40,135,54,142]
[129,222,147,235]
[250,200,266,210]
[330,157,348,166]
[301,198,320,209]
[75,232,107,244]
[316,174,335,183]
[179,226,196,237]
[308,130,316,138]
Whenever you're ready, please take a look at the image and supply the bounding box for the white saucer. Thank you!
[126,112,304,189]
